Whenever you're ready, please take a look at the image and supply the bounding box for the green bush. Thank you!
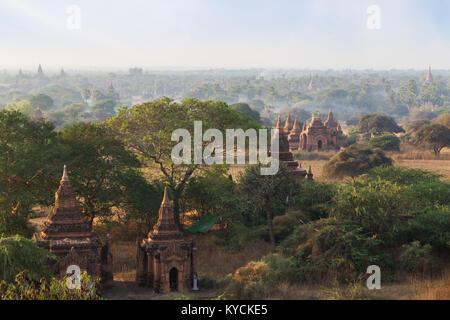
[360,166,441,186]
[395,207,450,250]
[399,241,434,274]
[323,145,392,179]
[279,219,391,283]
[343,134,358,147]
[223,261,269,300]
[0,236,55,283]
[368,134,400,151]
[0,212,35,238]
[273,215,297,243]
[261,253,299,285]
[332,180,406,236]
[293,180,337,220]
[0,271,102,300]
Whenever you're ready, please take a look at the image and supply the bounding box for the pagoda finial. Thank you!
[424,66,434,84]
[276,116,283,129]
[292,117,299,130]
[162,187,170,206]
[61,165,70,182]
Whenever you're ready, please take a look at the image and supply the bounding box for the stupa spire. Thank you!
[291,117,300,131]
[162,187,170,206]
[148,187,184,241]
[424,66,434,84]
[61,165,69,182]
[276,116,283,130]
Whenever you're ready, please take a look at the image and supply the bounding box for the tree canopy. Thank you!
[413,123,450,156]
[359,113,404,135]
[107,97,259,223]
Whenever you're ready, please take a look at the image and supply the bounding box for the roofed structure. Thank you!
[33,166,113,285]
[136,188,197,293]
[298,109,342,152]
[271,116,307,179]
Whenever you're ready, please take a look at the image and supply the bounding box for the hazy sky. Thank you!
[0,0,449,70]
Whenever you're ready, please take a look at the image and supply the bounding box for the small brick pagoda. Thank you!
[272,116,307,179]
[136,187,197,293]
[33,166,113,286]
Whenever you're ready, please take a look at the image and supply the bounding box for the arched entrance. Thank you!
[170,267,178,292]
[317,140,323,150]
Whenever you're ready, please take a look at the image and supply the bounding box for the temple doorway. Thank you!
[318,140,323,150]
[170,268,178,292]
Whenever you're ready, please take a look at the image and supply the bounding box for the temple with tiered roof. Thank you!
[272,116,307,179]
[136,187,196,293]
[298,109,342,152]
[33,166,113,286]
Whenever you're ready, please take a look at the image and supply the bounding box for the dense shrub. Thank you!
[399,241,434,274]
[0,236,55,283]
[223,261,269,300]
[332,180,406,236]
[0,271,102,300]
[0,212,35,238]
[368,134,400,151]
[360,166,441,186]
[395,207,450,251]
[293,180,336,220]
[280,219,391,283]
[323,145,392,179]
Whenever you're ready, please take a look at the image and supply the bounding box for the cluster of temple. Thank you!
[33,166,113,287]
[33,166,197,294]
[280,109,342,152]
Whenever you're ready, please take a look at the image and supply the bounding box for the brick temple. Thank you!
[272,116,308,179]
[136,187,197,293]
[33,166,113,286]
[279,109,342,152]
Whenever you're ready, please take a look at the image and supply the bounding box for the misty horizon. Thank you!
[0,0,449,70]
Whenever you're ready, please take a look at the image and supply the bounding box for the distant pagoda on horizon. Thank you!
[424,66,434,85]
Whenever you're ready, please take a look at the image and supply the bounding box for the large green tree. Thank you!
[238,164,296,247]
[359,113,404,135]
[0,110,59,219]
[230,103,261,123]
[30,94,55,110]
[413,124,450,156]
[57,122,153,226]
[107,97,258,224]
